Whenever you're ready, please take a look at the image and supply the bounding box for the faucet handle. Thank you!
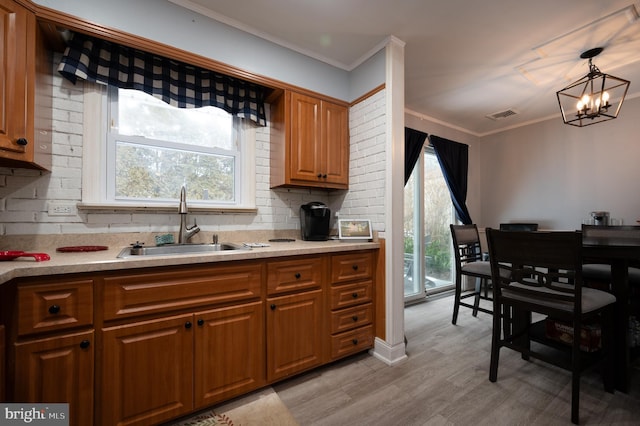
[212,234,219,244]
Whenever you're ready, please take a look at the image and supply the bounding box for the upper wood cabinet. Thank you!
[0,0,52,170]
[270,90,349,190]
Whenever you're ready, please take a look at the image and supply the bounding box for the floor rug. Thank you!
[166,387,299,426]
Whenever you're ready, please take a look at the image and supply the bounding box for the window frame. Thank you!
[79,83,257,212]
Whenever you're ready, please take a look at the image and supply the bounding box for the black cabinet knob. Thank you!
[16,138,28,146]
[270,304,276,310]
[185,321,192,329]
[352,293,358,298]
[322,174,327,179]
[295,272,301,279]
[352,339,359,345]
[352,315,358,322]
[49,305,61,314]
[352,264,358,271]
[80,340,90,349]
[317,173,322,178]
[197,319,204,326]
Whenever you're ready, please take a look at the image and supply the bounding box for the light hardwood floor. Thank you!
[274,293,640,425]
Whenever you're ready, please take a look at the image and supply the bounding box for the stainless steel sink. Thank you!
[117,242,249,258]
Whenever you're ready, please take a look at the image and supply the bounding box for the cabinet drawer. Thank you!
[330,303,373,334]
[330,280,373,310]
[330,325,373,359]
[17,280,94,336]
[267,256,324,295]
[331,252,373,284]
[103,262,262,321]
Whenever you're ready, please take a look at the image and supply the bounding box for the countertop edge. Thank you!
[0,241,380,285]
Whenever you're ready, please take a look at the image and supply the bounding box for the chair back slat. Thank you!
[486,229,582,308]
[451,224,483,264]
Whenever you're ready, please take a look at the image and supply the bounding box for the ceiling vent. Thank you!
[485,109,518,121]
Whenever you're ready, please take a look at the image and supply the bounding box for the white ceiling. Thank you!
[170,0,640,136]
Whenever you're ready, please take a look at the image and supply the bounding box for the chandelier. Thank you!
[556,47,630,127]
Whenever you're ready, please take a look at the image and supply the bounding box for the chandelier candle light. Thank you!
[556,47,630,127]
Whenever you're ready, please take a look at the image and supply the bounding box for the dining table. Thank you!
[582,234,640,393]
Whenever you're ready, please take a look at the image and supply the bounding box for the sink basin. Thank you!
[117,243,249,258]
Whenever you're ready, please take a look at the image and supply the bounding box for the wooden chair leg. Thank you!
[452,272,462,325]
[472,278,481,317]
[571,320,581,425]
[489,301,501,382]
[602,309,615,393]
[571,371,580,424]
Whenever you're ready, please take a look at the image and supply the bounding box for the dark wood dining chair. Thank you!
[582,225,640,291]
[486,229,616,425]
[449,224,494,324]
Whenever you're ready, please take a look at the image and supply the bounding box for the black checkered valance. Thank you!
[58,32,267,126]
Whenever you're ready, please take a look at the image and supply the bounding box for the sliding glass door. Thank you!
[404,146,455,302]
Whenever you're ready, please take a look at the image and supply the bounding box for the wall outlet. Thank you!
[48,203,75,216]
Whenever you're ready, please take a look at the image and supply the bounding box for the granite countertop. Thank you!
[0,233,379,285]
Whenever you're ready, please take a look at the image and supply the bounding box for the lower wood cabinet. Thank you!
[266,289,324,382]
[0,325,4,401]
[100,301,264,426]
[14,329,94,426]
[1,248,377,425]
[101,313,193,426]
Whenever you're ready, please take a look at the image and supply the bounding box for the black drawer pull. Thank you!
[295,272,301,279]
[317,173,322,178]
[185,321,192,329]
[80,340,90,349]
[352,339,359,345]
[49,305,61,314]
[352,315,358,322]
[352,264,358,271]
[270,304,276,310]
[352,293,358,298]
[197,319,204,326]
[16,138,28,146]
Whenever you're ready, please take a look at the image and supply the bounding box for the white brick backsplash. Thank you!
[338,89,386,231]
[0,57,386,237]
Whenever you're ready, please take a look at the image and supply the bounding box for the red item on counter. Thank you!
[0,251,50,261]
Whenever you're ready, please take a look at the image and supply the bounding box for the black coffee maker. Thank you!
[300,202,331,241]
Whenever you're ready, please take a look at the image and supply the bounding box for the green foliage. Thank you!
[116,144,234,201]
[425,238,451,273]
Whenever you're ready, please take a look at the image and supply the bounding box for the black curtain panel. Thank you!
[58,32,268,126]
[404,127,428,185]
[429,135,473,224]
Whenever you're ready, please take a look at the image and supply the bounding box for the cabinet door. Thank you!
[14,330,94,426]
[266,289,324,381]
[289,92,322,183]
[322,101,349,187]
[0,325,4,401]
[0,0,30,155]
[101,314,193,426]
[194,301,265,408]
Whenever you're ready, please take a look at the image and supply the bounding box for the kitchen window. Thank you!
[58,31,266,211]
[80,84,257,211]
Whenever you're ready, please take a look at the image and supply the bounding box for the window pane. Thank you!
[117,89,234,150]
[423,151,453,289]
[115,141,235,202]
